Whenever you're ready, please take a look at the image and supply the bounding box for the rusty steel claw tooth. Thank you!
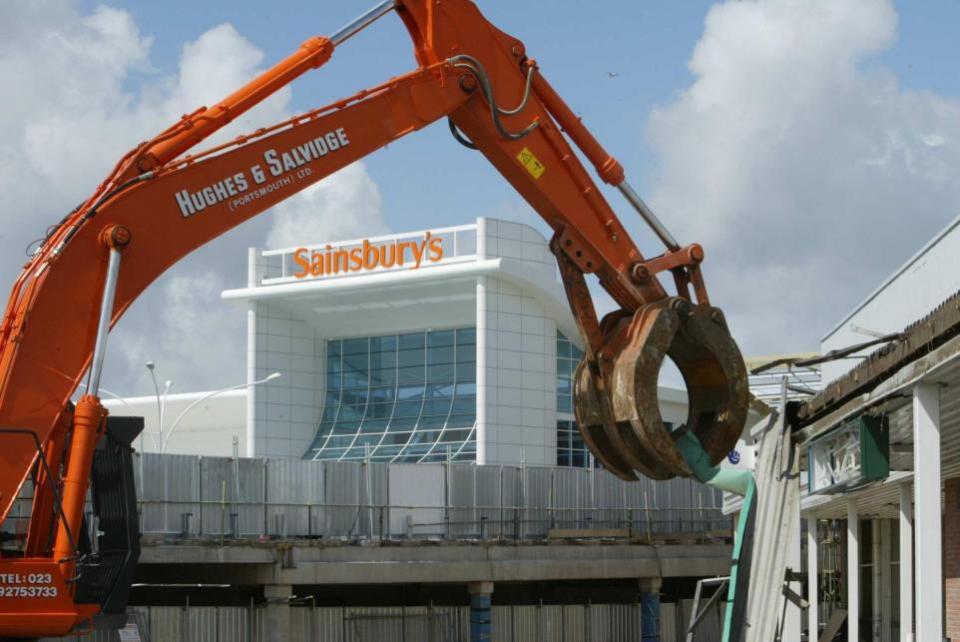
[669,305,749,464]
[611,302,692,478]
[574,359,674,481]
[572,360,637,481]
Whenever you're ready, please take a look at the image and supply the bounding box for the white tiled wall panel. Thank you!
[475,219,561,466]
[252,302,325,458]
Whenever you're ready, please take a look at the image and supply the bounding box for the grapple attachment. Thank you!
[573,299,749,481]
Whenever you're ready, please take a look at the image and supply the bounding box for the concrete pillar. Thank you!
[639,577,663,642]
[475,217,488,465]
[246,247,259,457]
[476,275,488,465]
[468,581,493,642]
[913,383,942,642]
[848,498,860,642]
[899,483,914,642]
[807,516,819,642]
[263,584,292,642]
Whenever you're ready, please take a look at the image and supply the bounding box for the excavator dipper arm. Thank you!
[0,1,748,636]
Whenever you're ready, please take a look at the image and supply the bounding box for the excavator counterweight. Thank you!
[0,1,749,637]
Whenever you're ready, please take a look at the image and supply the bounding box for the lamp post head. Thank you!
[265,372,282,382]
[145,361,155,371]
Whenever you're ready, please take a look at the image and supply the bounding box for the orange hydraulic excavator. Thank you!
[0,1,748,637]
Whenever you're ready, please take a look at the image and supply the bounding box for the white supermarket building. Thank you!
[112,217,690,466]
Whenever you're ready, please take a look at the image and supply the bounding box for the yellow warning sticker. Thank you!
[517,147,546,179]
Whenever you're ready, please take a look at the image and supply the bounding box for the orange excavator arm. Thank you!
[0,1,748,636]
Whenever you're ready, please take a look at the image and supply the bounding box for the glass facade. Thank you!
[305,327,477,462]
[556,331,590,468]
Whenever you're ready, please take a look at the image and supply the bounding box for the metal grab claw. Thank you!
[573,299,749,481]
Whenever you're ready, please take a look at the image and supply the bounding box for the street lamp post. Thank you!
[160,372,282,455]
[146,362,173,451]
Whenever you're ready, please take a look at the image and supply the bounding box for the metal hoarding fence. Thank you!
[128,454,728,540]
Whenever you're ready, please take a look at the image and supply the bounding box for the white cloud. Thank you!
[0,2,386,394]
[645,0,960,356]
[267,162,388,249]
[110,271,241,396]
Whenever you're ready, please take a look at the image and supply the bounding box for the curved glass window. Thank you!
[305,327,477,462]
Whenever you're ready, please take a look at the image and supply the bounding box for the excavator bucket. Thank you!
[573,299,749,481]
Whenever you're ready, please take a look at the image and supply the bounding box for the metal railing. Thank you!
[132,500,729,542]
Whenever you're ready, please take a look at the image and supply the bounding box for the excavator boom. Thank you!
[0,1,748,636]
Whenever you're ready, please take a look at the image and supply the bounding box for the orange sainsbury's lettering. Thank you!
[362,239,378,270]
[428,235,443,261]
[293,248,310,277]
[349,247,363,271]
[292,233,445,279]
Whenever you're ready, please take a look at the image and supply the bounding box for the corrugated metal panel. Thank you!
[218,606,253,642]
[661,602,677,642]
[184,606,219,641]
[236,458,267,537]
[364,462,389,538]
[608,603,643,642]
[551,466,578,529]
[524,467,552,538]
[511,604,539,642]
[387,464,445,537]
[267,459,320,537]
[593,472,624,531]
[653,477,675,534]
[540,605,564,641]
[289,607,311,642]
[312,605,346,642]
[491,605,513,642]
[448,463,477,539]
[144,605,182,642]
[499,467,521,539]
[561,604,586,642]
[343,606,404,641]
[474,465,502,539]
[137,453,200,536]
[199,458,234,536]
[323,461,365,538]
[401,605,465,641]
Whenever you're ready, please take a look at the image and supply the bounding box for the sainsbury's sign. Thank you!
[292,232,443,278]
